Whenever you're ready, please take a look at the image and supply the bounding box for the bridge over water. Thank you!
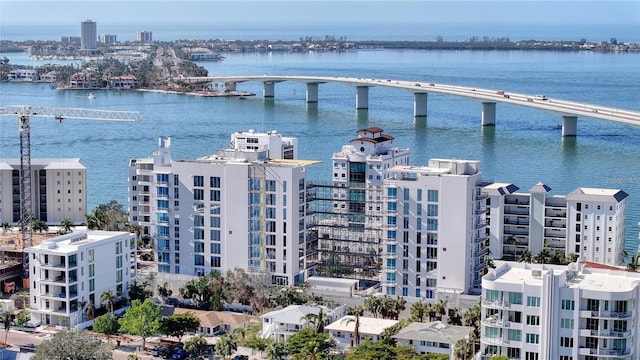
[185,75,640,136]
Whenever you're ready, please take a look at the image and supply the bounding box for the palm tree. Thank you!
[410,300,426,322]
[59,218,74,234]
[184,334,208,359]
[344,306,363,346]
[534,249,551,264]
[392,296,406,320]
[266,340,288,360]
[0,312,11,344]
[2,221,12,234]
[627,252,640,271]
[215,334,237,360]
[454,338,473,360]
[86,300,96,322]
[518,249,533,263]
[302,308,328,333]
[99,289,116,314]
[433,299,448,321]
[364,296,382,318]
[32,219,48,233]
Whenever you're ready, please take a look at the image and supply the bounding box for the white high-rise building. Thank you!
[99,34,117,44]
[381,159,490,297]
[0,158,87,225]
[480,260,640,359]
[128,130,316,286]
[308,127,410,277]
[484,183,627,266]
[27,230,136,329]
[136,31,153,43]
[80,20,97,51]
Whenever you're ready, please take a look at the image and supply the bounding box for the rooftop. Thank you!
[393,321,473,344]
[325,316,398,335]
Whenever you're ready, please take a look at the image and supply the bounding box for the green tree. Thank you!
[32,219,48,233]
[93,313,120,344]
[118,299,162,350]
[215,334,237,360]
[364,296,382,318]
[31,330,112,360]
[410,300,426,322]
[96,200,128,231]
[0,312,11,344]
[59,218,74,234]
[1,221,11,234]
[518,249,533,263]
[128,280,152,302]
[490,356,510,360]
[453,338,473,360]
[344,306,364,346]
[266,340,288,360]
[99,289,116,314]
[184,333,208,359]
[86,300,96,322]
[157,282,173,298]
[287,327,335,360]
[463,302,481,338]
[244,333,269,358]
[447,307,463,326]
[433,299,447,321]
[302,308,328,333]
[161,312,201,342]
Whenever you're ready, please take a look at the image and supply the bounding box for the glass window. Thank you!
[509,292,523,305]
[193,176,204,187]
[527,296,540,307]
[507,329,521,342]
[427,189,438,202]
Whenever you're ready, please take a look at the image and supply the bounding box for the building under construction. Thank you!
[305,127,410,279]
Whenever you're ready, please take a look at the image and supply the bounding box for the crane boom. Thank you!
[0,105,142,122]
[0,105,141,282]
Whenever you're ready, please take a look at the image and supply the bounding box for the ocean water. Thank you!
[1,28,640,255]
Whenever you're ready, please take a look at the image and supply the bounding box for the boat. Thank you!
[88,92,95,99]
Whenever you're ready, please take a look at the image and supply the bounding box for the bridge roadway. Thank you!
[184,75,640,136]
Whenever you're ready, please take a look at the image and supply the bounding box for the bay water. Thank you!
[1,47,639,255]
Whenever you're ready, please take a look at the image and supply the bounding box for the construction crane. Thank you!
[0,105,141,279]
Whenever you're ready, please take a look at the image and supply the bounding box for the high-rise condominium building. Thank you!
[484,183,627,266]
[136,31,153,43]
[480,261,640,359]
[306,127,410,278]
[0,158,87,225]
[27,230,137,329]
[99,34,117,44]
[80,20,97,51]
[128,130,315,286]
[381,159,491,297]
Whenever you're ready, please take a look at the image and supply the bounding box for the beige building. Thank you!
[0,158,87,225]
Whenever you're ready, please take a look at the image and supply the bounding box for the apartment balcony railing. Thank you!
[481,318,511,328]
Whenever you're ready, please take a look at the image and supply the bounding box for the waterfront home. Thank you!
[8,69,38,82]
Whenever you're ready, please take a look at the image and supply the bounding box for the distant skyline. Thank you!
[1,1,638,27]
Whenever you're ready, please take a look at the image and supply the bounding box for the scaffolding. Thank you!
[306,181,384,279]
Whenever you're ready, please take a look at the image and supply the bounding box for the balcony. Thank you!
[481,318,511,328]
[482,300,511,309]
[578,348,631,357]
[480,337,510,346]
[581,310,632,319]
[580,329,632,338]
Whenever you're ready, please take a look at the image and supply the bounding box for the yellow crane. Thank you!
[0,105,141,280]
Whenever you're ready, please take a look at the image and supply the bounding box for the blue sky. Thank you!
[1,1,638,26]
